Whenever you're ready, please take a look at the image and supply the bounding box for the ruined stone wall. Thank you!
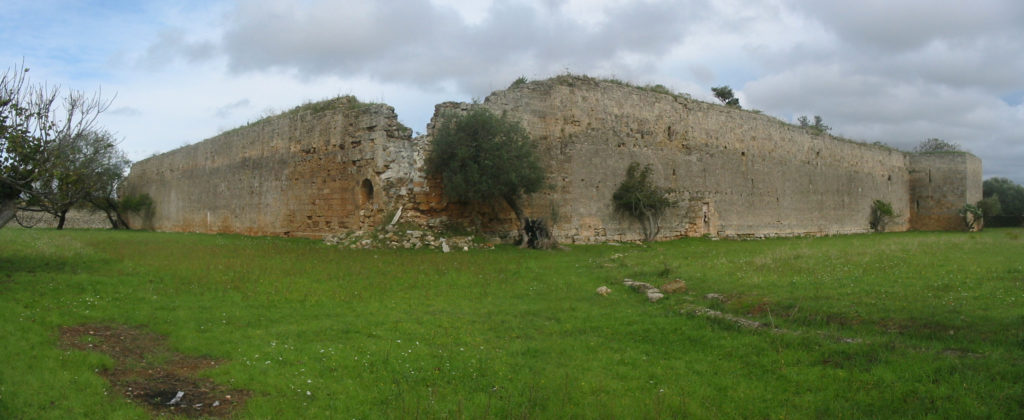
[11,209,110,229]
[452,76,913,242]
[908,153,983,231]
[125,76,981,242]
[123,97,419,238]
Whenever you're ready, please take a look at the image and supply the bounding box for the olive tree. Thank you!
[869,199,895,232]
[711,86,740,108]
[959,203,983,231]
[612,162,676,241]
[425,107,550,248]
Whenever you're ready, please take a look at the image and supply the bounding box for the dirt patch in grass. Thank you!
[59,324,250,418]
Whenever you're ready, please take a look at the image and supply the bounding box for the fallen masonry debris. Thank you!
[622,278,665,302]
[323,228,491,250]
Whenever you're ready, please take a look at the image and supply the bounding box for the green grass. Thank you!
[1,228,1022,418]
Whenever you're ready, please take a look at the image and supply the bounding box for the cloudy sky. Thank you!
[2,0,1022,184]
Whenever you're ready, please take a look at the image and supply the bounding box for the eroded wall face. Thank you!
[466,78,913,242]
[123,100,417,237]
[126,78,980,243]
[908,153,983,231]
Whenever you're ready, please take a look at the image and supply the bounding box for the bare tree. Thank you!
[23,129,129,229]
[1,62,113,228]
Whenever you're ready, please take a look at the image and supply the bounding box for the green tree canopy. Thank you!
[425,107,546,245]
[711,86,740,108]
[983,177,1024,216]
[612,162,676,241]
[24,129,130,229]
[798,115,831,135]
[977,195,1002,218]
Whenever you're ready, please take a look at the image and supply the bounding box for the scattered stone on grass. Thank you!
[622,279,665,302]
[704,293,726,301]
[680,304,764,329]
[59,324,249,418]
[660,279,687,294]
[596,286,612,296]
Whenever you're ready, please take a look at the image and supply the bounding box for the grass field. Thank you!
[1,228,1022,418]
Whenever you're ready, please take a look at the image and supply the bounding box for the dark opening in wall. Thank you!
[360,179,374,205]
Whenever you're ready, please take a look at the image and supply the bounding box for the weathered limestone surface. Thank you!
[908,153,983,231]
[123,97,418,237]
[472,76,917,242]
[124,76,981,241]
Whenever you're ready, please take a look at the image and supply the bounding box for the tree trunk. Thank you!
[641,211,662,242]
[102,208,118,229]
[0,199,17,229]
[503,195,528,247]
[115,210,131,230]
[56,209,68,230]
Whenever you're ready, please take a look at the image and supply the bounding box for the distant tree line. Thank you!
[982,177,1024,227]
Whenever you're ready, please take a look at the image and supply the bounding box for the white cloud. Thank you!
[5,0,1022,185]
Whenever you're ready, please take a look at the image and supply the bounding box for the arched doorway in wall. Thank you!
[355,178,377,229]
[359,178,374,206]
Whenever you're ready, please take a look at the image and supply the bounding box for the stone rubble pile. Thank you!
[323,227,491,251]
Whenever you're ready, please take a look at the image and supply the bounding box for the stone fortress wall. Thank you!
[124,97,419,238]
[123,76,982,242]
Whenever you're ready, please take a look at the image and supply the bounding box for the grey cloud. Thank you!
[688,64,714,85]
[765,2,1024,95]
[789,0,1024,53]
[210,0,704,95]
[143,0,1024,184]
[744,63,1024,184]
[738,1,1024,184]
[138,28,217,69]
[215,99,251,118]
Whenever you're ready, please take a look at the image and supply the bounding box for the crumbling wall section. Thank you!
[123,97,417,238]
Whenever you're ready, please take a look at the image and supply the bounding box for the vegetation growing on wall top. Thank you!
[913,137,966,154]
[214,95,412,139]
